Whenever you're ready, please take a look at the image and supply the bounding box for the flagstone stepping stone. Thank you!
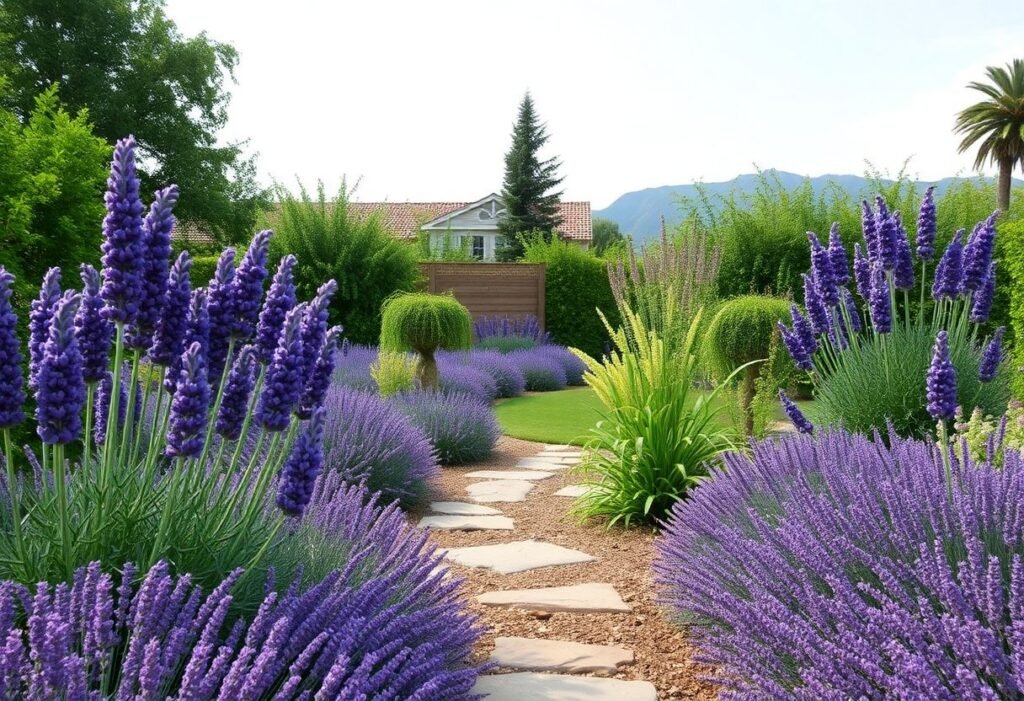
[477,583,630,613]
[429,501,503,516]
[418,514,515,531]
[490,637,634,674]
[465,470,555,481]
[538,451,582,458]
[466,480,535,503]
[472,672,657,701]
[541,444,573,451]
[516,458,572,470]
[443,540,596,574]
[553,485,589,498]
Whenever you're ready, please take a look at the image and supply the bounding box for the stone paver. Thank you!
[472,672,657,701]
[540,444,573,451]
[539,451,583,458]
[490,637,634,674]
[516,458,572,470]
[443,540,596,574]
[465,469,555,481]
[418,514,514,531]
[466,480,535,503]
[429,501,502,516]
[477,583,630,613]
[553,485,589,498]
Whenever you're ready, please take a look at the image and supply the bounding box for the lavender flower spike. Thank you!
[0,268,26,428]
[868,262,891,334]
[979,327,1005,383]
[255,255,297,365]
[802,274,830,336]
[149,252,192,367]
[99,136,146,324]
[297,327,342,419]
[779,390,813,434]
[74,264,112,384]
[916,185,937,260]
[29,267,62,391]
[205,248,236,383]
[127,185,179,350]
[861,200,878,260]
[932,230,964,300]
[299,279,338,382]
[231,230,272,341]
[962,211,999,293]
[276,405,325,517]
[970,261,997,324]
[808,232,838,306]
[874,196,897,270]
[215,345,256,441]
[827,224,849,286]
[36,292,85,445]
[164,288,209,395]
[778,322,812,372]
[926,330,957,421]
[166,342,210,458]
[853,243,871,301]
[256,304,306,432]
[893,220,915,290]
[94,370,127,444]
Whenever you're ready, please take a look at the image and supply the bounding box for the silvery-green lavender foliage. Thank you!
[656,428,1024,700]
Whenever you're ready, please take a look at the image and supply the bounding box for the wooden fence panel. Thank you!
[418,262,546,330]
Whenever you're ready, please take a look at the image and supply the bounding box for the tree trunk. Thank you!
[417,350,439,390]
[998,157,1012,213]
[740,365,761,437]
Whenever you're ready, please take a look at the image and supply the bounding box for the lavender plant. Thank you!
[466,349,527,398]
[473,314,549,352]
[391,390,500,465]
[436,356,500,402]
[508,348,568,391]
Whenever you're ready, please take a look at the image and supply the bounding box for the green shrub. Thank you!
[523,236,619,357]
[371,350,418,397]
[476,336,537,353]
[189,254,220,288]
[380,292,473,388]
[265,180,421,344]
[703,295,790,435]
[1005,220,1024,399]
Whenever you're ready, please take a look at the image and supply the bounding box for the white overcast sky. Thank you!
[165,0,1024,209]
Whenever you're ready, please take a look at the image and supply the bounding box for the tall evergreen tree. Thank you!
[496,93,564,261]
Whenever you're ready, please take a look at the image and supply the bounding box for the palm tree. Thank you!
[954,58,1024,212]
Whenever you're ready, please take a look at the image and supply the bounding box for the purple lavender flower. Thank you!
[255,305,306,432]
[297,327,341,420]
[509,349,568,392]
[215,346,256,441]
[35,292,85,444]
[29,267,62,391]
[205,249,236,383]
[148,252,192,367]
[0,268,25,428]
[861,199,878,260]
[466,349,527,398]
[276,406,325,517]
[970,261,997,324]
[778,390,813,434]
[932,230,964,300]
[802,274,830,336]
[808,232,838,306]
[842,288,861,333]
[73,265,112,384]
[164,289,209,395]
[778,321,812,371]
[790,305,818,355]
[916,185,937,260]
[893,220,915,290]
[926,330,957,421]
[99,137,146,324]
[93,370,126,445]
[978,327,1004,383]
[231,230,271,341]
[961,211,999,293]
[299,280,338,382]
[853,243,871,301]
[868,262,891,334]
[127,185,179,350]
[826,224,849,286]
[165,341,210,458]
[255,255,297,365]
[874,196,897,270]
[391,389,499,465]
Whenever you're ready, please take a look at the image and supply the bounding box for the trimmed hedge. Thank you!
[189,254,220,288]
[1005,220,1024,399]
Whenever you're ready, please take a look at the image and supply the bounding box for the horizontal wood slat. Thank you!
[419,262,545,330]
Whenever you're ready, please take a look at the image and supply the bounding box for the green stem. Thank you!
[938,420,952,500]
[197,339,236,471]
[83,383,96,468]
[98,323,126,534]
[53,443,72,578]
[148,456,184,567]
[3,429,26,571]
[211,431,272,538]
[129,363,156,465]
[116,350,142,468]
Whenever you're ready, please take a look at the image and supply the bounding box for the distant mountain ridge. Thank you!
[594,170,1018,243]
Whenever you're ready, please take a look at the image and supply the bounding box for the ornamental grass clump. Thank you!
[392,390,499,465]
[380,292,472,389]
[656,428,1024,700]
[779,191,1009,439]
[369,349,418,396]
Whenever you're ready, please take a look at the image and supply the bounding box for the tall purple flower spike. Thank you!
[74,264,112,384]
[791,304,818,356]
[0,268,26,428]
[827,224,848,286]
[99,136,146,325]
[231,230,272,341]
[149,252,192,367]
[861,200,878,261]
[298,280,338,382]
[926,330,957,421]
[29,267,62,391]
[779,390,813,434]
[276,405,325,517]
[853,243,871,301]
[205,249,236,383]
[915,185,937,261]
[868,262,891,334]
[978,327,1005,383]
[970,261,997,324]
[36,292,85,445]
[127,185,179,350]
[779,321,812,372]
[166,341,210,459]
[215,345,256,441]
[164,289,209,395]
[94,370,127,445]
[256,304,306,432]
[874,196,897,270]
[932,230,964,300]
[808,232,838,306]
[255,255,297,365]
[842,288,862,333]
[802,274,830,337]
[962,211,999,293]
[893,223,915,290]
[297,327,342,420]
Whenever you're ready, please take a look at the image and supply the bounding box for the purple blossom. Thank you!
[205,249,236,384]
[164,289,209,395]
[861,199,878,260]
[970,261,997,324]
[73,265,112,384]
[932,229,964,300]
[127,185,179,350]
[808,232,838,306]
[0,268,26,429]
[473,314,549,345]
[893,217,915,290]
[853,243,871,301]
[779,322,812,371]
[916,185,937,260]
[29,267,62,391]
[509,348,569,392]
[99,137,146,324]
[166,341,210,458]
[826,224,848,286]
[926,330,957,421]
[978,327,1005,383]
[255,256,297,365]
[35,292,85,445]
[215,346,256,441]
[802,274,830,336]
[962,211,999,293]
[93,370,126,445]
[298,280,338,382]
[436,357,500,402]
[868,262,891,334]
[874,196,897,269]
[276,406,325,517]
[296,327,341,420]
[779,305,817,371]
[148,252,192,367]
[841,288,862,333]
[465,349,526,398]
[255,305,306,432]
[779,390,813,434]
[231,230,271,340]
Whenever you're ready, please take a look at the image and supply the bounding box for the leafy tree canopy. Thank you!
[591,217,625,256]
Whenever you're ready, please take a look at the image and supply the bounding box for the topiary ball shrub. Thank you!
[703,295,790,435]
[320,385,438,508]
[436,354,499,403]
[656,428,1024,699]
[467,350,526,398]
[391,390,499,465]
[380,292,472,389]
[331,343,377,392]
[534,344,588,386]
[509,349,568,391]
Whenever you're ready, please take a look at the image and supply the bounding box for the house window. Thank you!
[471,235,485,260]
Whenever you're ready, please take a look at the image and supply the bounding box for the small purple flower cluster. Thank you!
[656,428,1024,699]
[0,269,25,429]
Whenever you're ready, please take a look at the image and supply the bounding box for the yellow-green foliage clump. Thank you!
[380,293,472,388]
